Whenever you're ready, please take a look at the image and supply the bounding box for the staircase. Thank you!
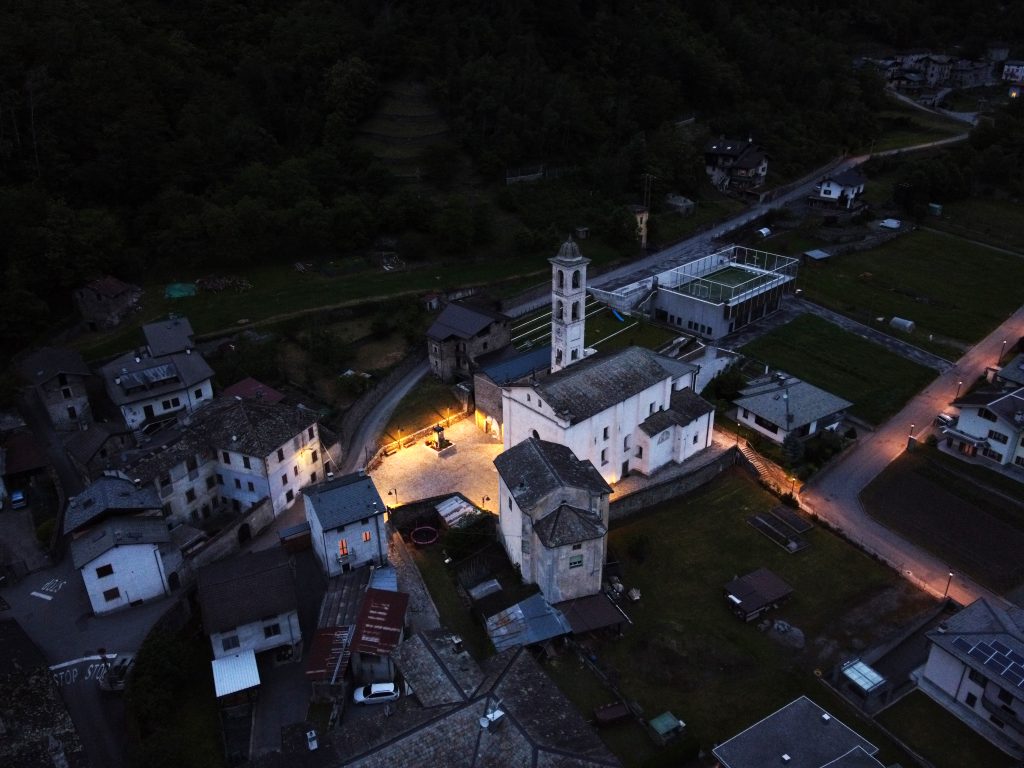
[739,443,771,482]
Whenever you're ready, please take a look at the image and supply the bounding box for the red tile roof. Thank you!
[221,377,285,405]
[351,588,409,657]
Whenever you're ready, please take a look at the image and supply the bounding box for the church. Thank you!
[499,239,716,485]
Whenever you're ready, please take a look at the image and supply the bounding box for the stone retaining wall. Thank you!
[610,450,738,521]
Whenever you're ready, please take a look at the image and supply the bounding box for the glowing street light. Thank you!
[944,571,954,598]
[1000,339,1007,363]
[387,488,399,507]
[482,495,491,510]
[955,380,963,399]
[909,423,916,438]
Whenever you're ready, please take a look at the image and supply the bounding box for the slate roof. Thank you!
[343,632,619,767]
[995,354,1024,387]
[304,472,386,532]
[101,349,213,406]
[735,375,852,432]
[70,516,171,568]
[533,503,606,548]
[351,588,409,657]
[427,302,508,342]
[494,438,611,511]
[712,696,879,768]
[477,345,551,386]
[826,168,867,188]
[143,316,195,356]
[197,548,298,634]
[554,594,628,634]
[64,421,128,467]
[926,598,1024,704]
[527,346,697,425]
[17,347,91,385]
[639,387,715,436]
[64,476,162,534]
[221,377,286,404]
[115,398,316,482]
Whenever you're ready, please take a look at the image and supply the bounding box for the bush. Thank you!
[36,517,55,545]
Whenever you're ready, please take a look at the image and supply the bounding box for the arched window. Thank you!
[555,350,563,366]
[556,300,564,321]
[558,270,565,289]
[572,270,581,289]
[571,301,580,321]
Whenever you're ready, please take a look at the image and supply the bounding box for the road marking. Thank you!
[50,654,116,671]
[30,591,53,601]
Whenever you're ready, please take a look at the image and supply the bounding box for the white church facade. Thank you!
[500,239,716,485]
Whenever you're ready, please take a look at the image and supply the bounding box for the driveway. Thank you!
[801,303,1024,607]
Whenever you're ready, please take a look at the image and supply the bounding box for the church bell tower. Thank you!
[549,238,589,373]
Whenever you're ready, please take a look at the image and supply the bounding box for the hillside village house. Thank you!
[17,347,93,431]
[734,374,852,445]
[65,421,133,481]
[100,317,213,436]
[426,301,512,382]
[704,137,768,190]
[71,517,177,615]
[1003,61,1024,83]
[304,472,389,577]
[198,548,302,689]
[107,397,322,527]
[947,385,1024,470]
[74,275,143,331]
[501,240,716,485]
[494,438,612,603]
[813,168,866,209]
[64,475,163,536]
[918,598,1024,753]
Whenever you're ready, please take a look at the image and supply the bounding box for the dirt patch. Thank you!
[353,335,412,372]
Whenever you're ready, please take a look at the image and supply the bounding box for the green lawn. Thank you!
[648,196,745,248]
[796,229,1024,351]
[410,545,493,659]
[866,100,967,153]
[740,314,936,425]
[382,376,462,445]
[930,198,1024,252]
[876,690,1018,768]
[559,470,929,765]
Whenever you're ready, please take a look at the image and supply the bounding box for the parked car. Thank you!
[353,682,400,705]
[10,490,27,509]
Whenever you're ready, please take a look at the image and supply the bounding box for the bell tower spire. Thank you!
[549,237,590,373]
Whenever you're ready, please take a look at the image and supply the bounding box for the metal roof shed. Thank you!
[212,650,260,697]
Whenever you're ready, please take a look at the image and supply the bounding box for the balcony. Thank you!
[981,695,1024,736]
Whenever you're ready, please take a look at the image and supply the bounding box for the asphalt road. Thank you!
[801,304,1024,608]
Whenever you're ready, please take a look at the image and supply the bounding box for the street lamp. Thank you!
[944,571,954,598]
[735,423,741,446]
[955,380,962,399]
[482,495,490,510]
[1000,339,1007,363]
[788,476,796,494]
[387,488,398,507]
[909,423,916,438]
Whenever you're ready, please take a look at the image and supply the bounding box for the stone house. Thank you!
[494,438,611,603]
[74,275,143,331]
[704,137,768,190]
[427,302,512,382]
[304,472,389,577]
[17,347,93,431]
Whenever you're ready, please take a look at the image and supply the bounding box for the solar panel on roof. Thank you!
[1009,651,1024,665]
[969,647,989,661]
[993,653,1011,668]
[976,642,995,657]
[992,640,1011,655]
[985,658,1005,673]
[1005,670,1024,687]
[953,637,972,653]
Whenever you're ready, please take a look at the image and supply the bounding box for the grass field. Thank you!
[861,447,1024,593]
[796,229,1024,351]
[739,314,937,425]
[929,198,1024,252]
[648,195,746,248]
[679,265,776,303]
[553,469,931,766]
[382,375,462,445]
[866,99,967,153]
[876,690,1018,768]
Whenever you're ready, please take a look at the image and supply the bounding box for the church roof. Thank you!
[639,387,715,436]
[494,438,611,511]
[533,503,606,548]
[530,346,696,425]
[550,237,589,265]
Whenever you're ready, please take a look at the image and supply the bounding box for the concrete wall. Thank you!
[610,450,736,521]
[473,373,504,438]
[188,498,277,571]
[82,543,168,615]
[210,609,301,659]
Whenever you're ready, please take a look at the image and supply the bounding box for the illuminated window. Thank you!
[362,531,372,543]
[338,540,349,556]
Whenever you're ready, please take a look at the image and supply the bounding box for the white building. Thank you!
[71,517,176,615]
[304,472,389,577]
[100,317,214,436]
[947,385,1024,471]
[494,438,611,602]
[501,240,715,485]
[108,397,322,527]
[198,547,302,660]
[734,374,852,445]
[918,598,1024,754]
[814,168,866,209]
